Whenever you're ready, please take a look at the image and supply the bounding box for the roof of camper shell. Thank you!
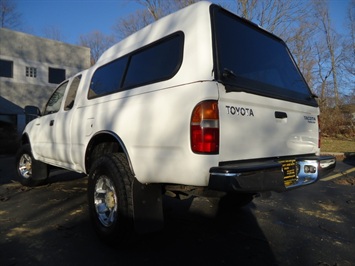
[96,1,213,65]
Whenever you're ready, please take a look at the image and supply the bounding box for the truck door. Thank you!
[31,81,69,161]
[53,74,82,166]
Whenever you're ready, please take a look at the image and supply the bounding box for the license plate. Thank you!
[279,159,297,180]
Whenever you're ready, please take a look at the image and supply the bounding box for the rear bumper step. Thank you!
[208,155,336,193]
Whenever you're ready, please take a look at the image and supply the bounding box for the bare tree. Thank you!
[342,0,355,93]
[171,0,200,10]
[312,0,342,107]
[289,18,317,89]
[43,25,66,42]
[315,42,333,107]
[136,0,170,20]
[232,0,310,40]
[236,0,258,21]
[336,0,355,109]
[113,8,153,40]
[79,31,116,65]
[113,0,199,40]
[0,0,21,29]
[113,0,173,40]
[136,0,199,19]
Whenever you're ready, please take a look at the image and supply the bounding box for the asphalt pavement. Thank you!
[0,154,354,266]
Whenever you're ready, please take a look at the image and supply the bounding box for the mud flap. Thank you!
[132,179,164,233]
[32,160,48,181]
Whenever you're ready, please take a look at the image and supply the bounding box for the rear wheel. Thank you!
[16,144,48,186]
[88,153,134,245]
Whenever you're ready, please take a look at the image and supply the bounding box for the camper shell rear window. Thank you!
[211,5,317,107]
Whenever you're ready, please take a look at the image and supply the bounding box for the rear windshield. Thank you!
[211,6,317,106]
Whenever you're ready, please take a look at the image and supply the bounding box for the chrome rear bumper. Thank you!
[208,155,336,193]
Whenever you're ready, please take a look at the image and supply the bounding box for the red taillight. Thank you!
[190,100,219,154]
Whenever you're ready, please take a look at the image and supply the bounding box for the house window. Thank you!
[26,67,37,78]
[48,67,66,84]
[0,59,13,78]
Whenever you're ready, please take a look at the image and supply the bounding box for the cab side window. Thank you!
[43,81,68,115]
[64,75,82,110]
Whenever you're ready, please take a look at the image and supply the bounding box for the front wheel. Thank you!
[88,153,134,246]
[16,144,48,186]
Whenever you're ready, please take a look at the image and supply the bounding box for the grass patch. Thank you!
[321,137,355,153]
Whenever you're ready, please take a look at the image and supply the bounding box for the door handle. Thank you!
[50,120,54,126]
[275,111,287,119]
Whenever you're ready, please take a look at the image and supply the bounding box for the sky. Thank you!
[15,0,351,45]
[16,0,141,44]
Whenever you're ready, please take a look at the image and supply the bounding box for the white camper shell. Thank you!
[17,1,335,244]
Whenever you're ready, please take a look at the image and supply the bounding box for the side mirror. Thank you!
[25,105,41,116]
[24,105,41,123]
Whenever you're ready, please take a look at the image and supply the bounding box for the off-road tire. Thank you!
[88,153,134,246]
[15,144,49,186]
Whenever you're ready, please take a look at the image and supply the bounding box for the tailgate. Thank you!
[218,87,320,162]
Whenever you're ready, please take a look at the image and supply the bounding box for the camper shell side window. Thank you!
[88,32,184,99]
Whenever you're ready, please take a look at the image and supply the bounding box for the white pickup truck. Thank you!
[16,1,336,245]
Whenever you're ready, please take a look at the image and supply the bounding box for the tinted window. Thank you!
[88,32,184,99]
[49,67,66,84]
[44,81,68,115]
[0,59,13,78]
[212,7,316,106]
[89,57,128,99]
[123,33,183,88]
[64,75,81,110]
